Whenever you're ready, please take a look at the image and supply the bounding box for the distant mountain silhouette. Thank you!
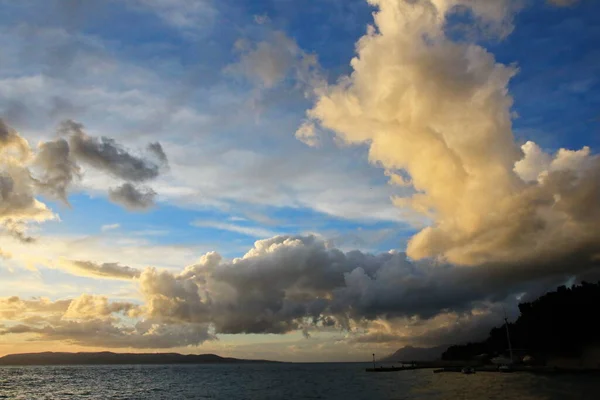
[381,345,448,362]
[442,281,600,361]
[0,352,280,366]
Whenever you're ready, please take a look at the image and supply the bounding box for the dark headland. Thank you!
[0,352,280,366]
[376,282,600,373]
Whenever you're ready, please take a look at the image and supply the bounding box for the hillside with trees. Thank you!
[0,352,279,365]
[442,282,600,361]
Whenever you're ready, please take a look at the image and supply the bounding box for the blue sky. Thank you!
[1,0,599,361]
[2,0,594,260]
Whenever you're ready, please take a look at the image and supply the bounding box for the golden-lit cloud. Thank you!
[0,296,71,320]
[0,294,210,349]
[62,293,140,319]
[58,259,141,280]
[1,119,57,241]
[303,0,600,267]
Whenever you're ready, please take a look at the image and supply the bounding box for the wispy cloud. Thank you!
[58,259,141,280]
[191,220,278,238]
[101,223,120,232]
[128,0,217,32]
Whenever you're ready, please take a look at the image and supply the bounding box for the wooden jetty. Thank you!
[428,365,600,375]
[366,354,600,375]
[365,365,421,372]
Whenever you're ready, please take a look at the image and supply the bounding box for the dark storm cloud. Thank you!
[32,138,80,204]
[4,233,599,348]
[60,120,164,183]
[108,183,156,211]
[139,235,600,337]
[0,118,168,247]
[54,120,168,210]
[147,142,168,165]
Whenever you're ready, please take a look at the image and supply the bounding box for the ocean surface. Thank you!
[0,363,597,400]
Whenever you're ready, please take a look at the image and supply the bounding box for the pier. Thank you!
[365,361,600,375]
[365,365,421,372]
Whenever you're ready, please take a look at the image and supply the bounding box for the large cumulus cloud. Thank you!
[300,0,600,271]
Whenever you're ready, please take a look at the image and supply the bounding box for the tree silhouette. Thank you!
[442,282,600,361]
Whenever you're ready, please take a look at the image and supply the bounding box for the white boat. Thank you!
[491,310,515,370]
[461,367,476,374]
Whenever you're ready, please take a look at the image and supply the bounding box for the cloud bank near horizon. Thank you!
[2,231,597,349]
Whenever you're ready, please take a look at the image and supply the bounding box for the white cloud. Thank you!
[514,141,552,182]
[227,32,301,89]
[295,121,320,148]
[227,30,322,90]
[101,223,120,232]
[254,14,270,25]
[0,25,405,226]
[192,220,278,238]
[129,0,216,32]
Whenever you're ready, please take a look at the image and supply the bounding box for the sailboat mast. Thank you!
[504,314,514,363]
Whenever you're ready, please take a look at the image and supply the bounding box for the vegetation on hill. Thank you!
[0,352,278,365]
[382,345,448,362]
[442,281,600,361]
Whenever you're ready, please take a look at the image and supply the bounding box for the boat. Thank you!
[491,310,515,372]
[461,367,476,374]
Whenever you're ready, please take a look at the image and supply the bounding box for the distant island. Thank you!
[0,352,280,366]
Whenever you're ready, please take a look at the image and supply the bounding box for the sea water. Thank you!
[0,363,597,399]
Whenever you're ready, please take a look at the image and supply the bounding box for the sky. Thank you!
[0,0,599,362]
